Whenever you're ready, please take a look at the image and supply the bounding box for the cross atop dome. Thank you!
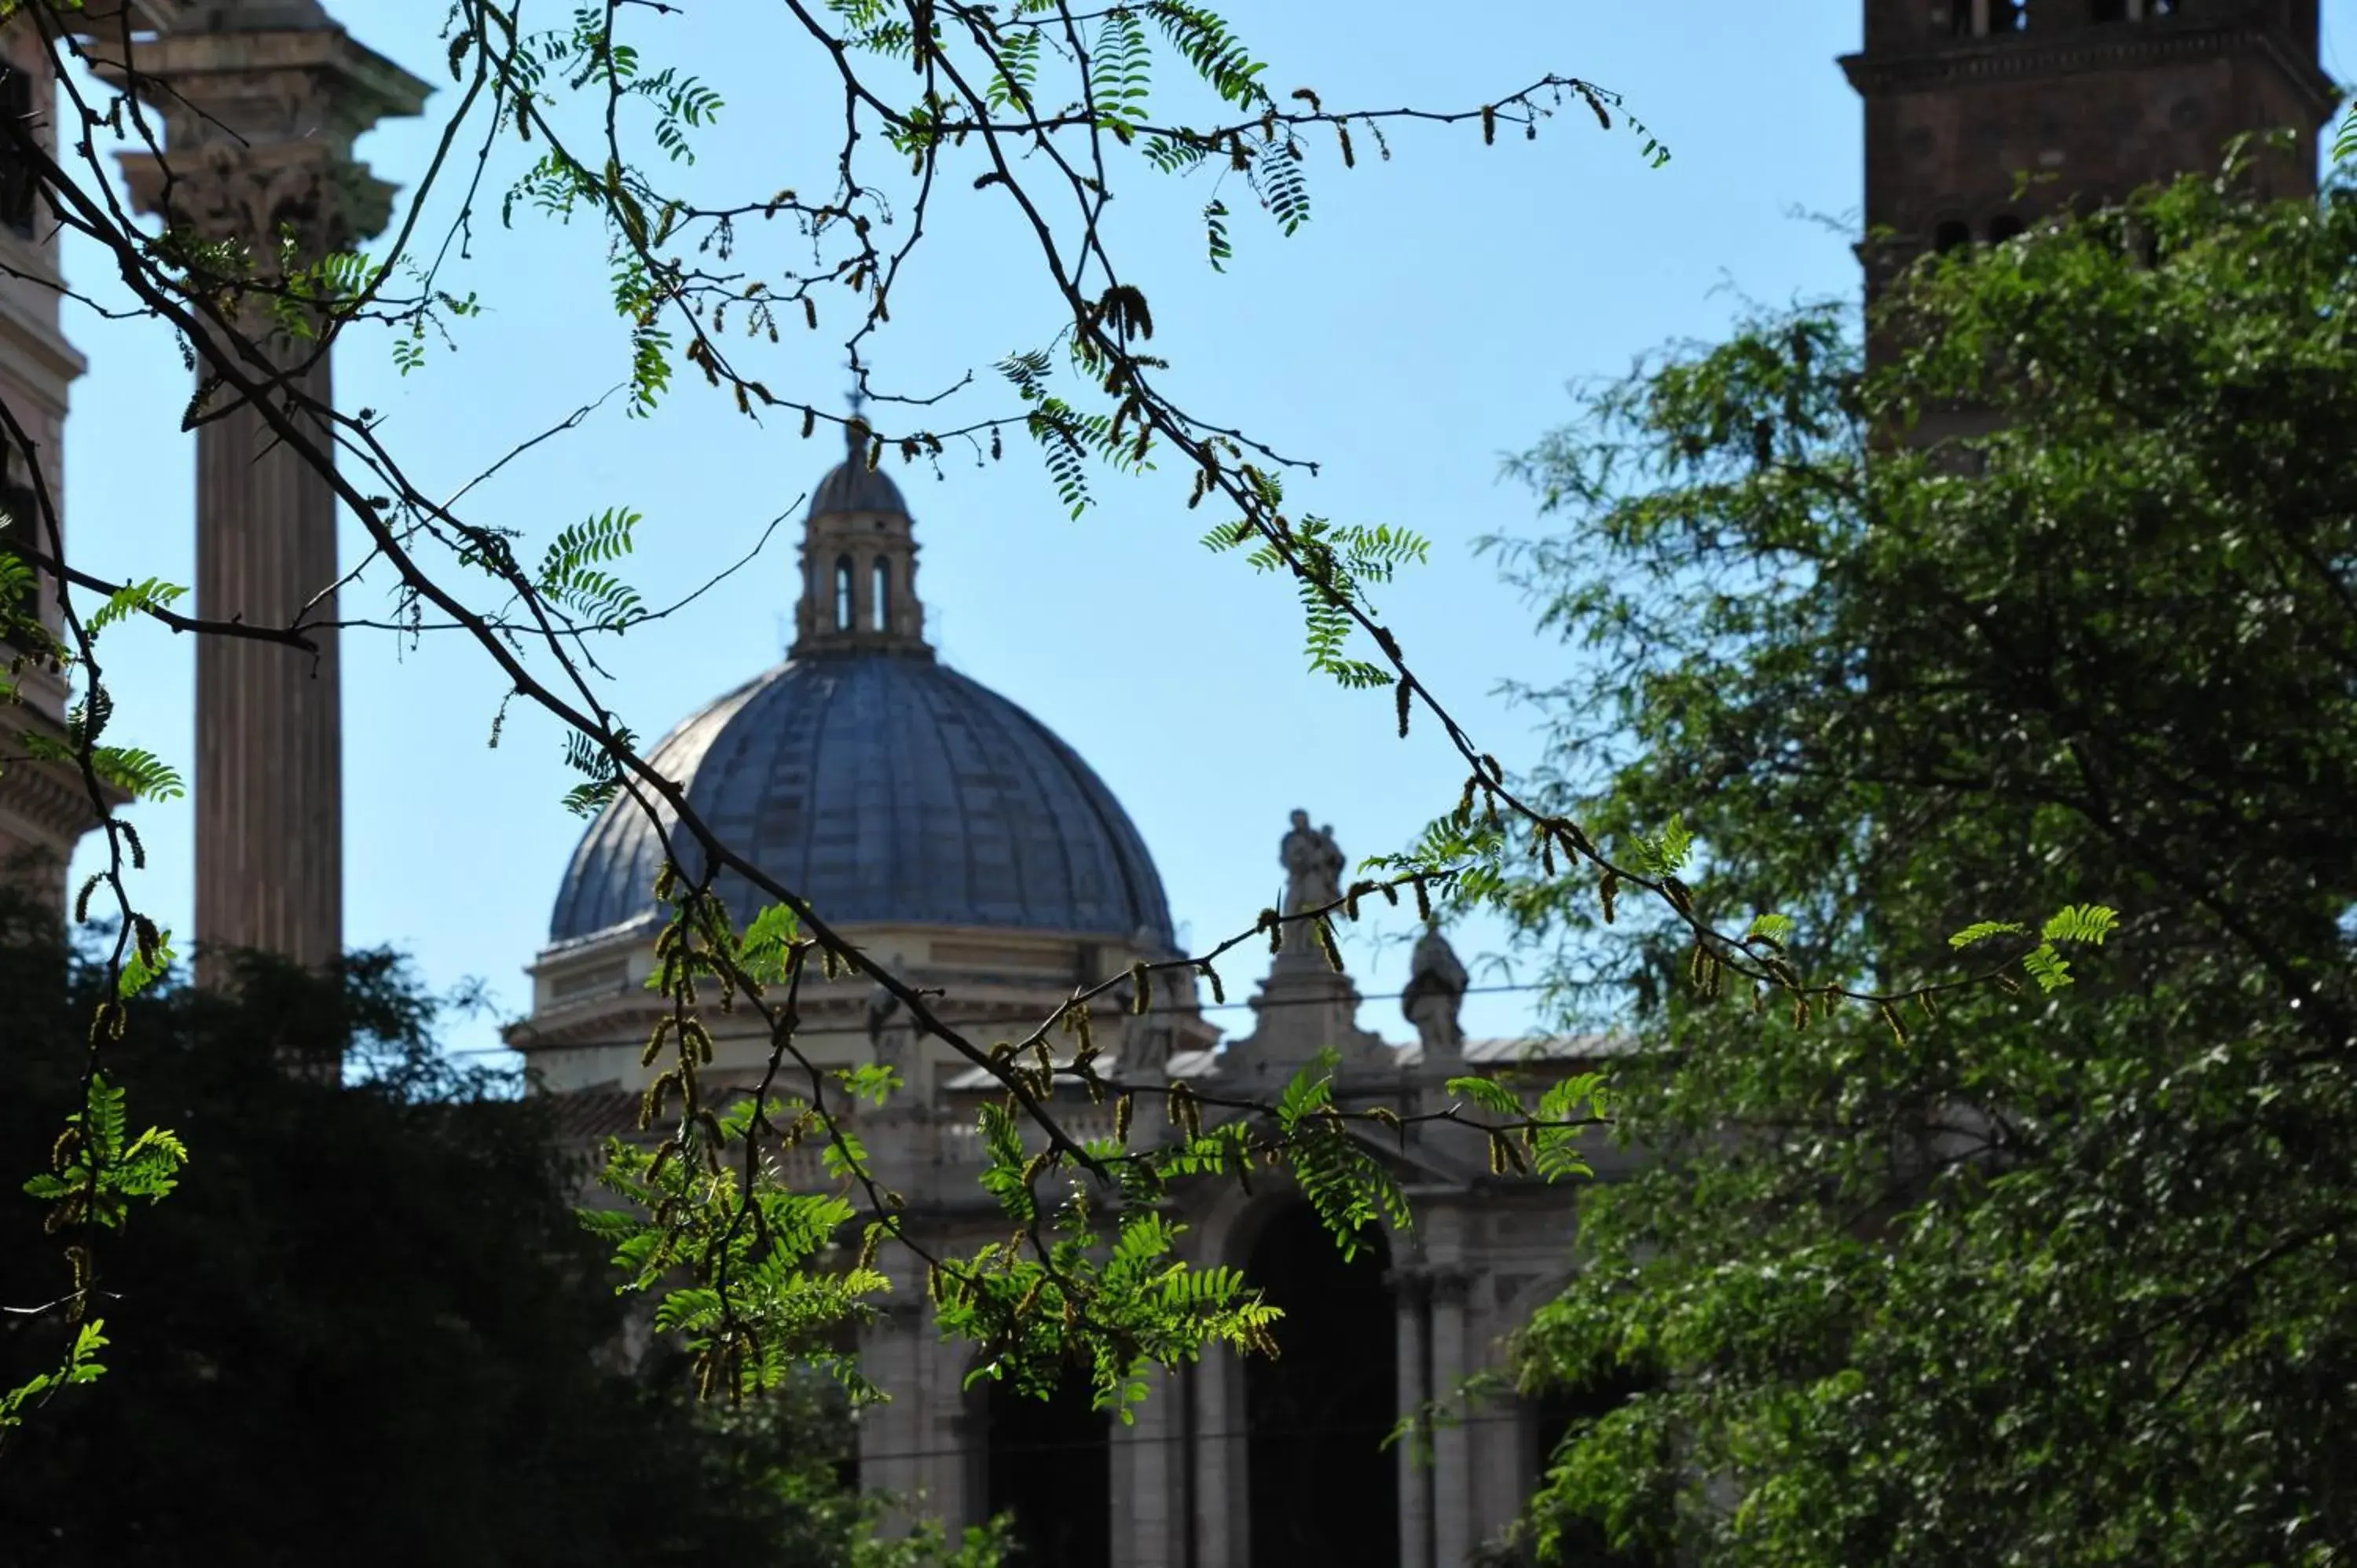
[790,410,929,659]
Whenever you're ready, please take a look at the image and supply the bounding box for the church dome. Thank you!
[547,647,1175,948]
[808,452,908,520]
[548,416,1175,951]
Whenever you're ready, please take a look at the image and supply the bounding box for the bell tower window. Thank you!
[1934,219,1973,255]
[1952,0,2029,32]
[834,555,855,631]
[871,557,891,632]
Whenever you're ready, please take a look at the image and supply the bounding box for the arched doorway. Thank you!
[984,1365,1111,1568]
[1244,1202,1398,1568]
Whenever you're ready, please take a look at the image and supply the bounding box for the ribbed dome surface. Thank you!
[808,456,907,520]
[548,655,1175,947]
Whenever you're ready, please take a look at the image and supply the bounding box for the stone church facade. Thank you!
[0,2,2336,1566]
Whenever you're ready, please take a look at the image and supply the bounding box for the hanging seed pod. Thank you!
[1130,961,1153,1014]
[1412,875,1432,924]
[1197,961,1225,1006]
[1881,1002,1909,1046]
[1599,869,1620,925]
[640,1068,681,1130]
[1314,918,1345,973]
[1262,907,1285,955]
[1115,1093,1135,1144]
[1395,677,1412,738]
[640,1017,673,1068]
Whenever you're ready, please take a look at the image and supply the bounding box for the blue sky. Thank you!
[58,3,2357,1057]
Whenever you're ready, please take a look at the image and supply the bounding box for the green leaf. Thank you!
[86,577,186,636]
[2021,943,2074,994]
[1446,1075,1524,1117]
[1633,814,1694,877]
[1948,920,2028,950]
[2040,903,2118,947]
[118,928,174,998]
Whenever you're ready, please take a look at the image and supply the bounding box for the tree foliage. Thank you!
[0,903,1001,1566]
[1490,170,2357,1566]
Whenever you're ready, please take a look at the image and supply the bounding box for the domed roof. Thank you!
[548,655,1175,948]
[808,419,908,521]
[808,452,908,521]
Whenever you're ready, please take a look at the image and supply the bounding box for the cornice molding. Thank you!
[1842,24,2337,119]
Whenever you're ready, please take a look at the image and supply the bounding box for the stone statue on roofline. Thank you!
[1402,923,1468,1061]
[1281,809,1346,918]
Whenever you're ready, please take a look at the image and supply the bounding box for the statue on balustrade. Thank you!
[1402,924,1468,1061]
[1281,808,1346,921]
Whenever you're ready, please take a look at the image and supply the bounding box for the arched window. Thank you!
[1934,219,1974,255]
[833,555,854,631]
[1244,1203,1398,1568]
[984,1367,1110,1568]
[1987,214,2026,244]
[871,556,891,632]
[1995,0,2029,30]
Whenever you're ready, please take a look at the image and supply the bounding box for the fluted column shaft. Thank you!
[1431,1270,1474,1566]
[193,340,341,976]
[92,16,427,985]
[1395,1270,1434,1568]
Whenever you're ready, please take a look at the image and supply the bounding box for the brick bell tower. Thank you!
[1844,0,2338,298]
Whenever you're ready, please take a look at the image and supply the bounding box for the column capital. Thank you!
[93,19,429,259]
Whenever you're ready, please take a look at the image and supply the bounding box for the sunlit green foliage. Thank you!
[1490,170,2357,1566]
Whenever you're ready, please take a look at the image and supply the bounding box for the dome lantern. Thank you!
[791,417,929,659]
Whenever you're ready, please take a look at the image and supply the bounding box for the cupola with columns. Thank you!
[790,417,929,658]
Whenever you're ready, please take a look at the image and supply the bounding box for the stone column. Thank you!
[1119,1365,1182,1566]
[859,1299,930,1522]
[93,9,426,984]
[1193,1348,1243,1568]
[1394,1269,1434,1568]
[1431,1269,1475,1566]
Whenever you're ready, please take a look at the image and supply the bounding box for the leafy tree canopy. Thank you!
[0,902,1002,1568]
[1491,168,2357,1566]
